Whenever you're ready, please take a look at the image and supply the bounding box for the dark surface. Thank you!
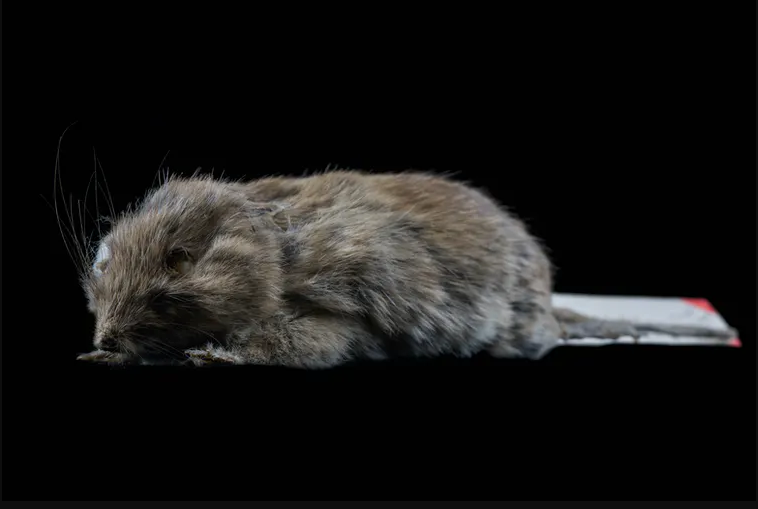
[2,4,755,501]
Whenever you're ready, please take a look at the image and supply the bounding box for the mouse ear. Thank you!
[93,242,111,277]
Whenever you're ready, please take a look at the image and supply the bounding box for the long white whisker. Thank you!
[40,194,79,268]
[77,199,89,258]
[91,149,103,241]
[94,152,117,220]
[82,169,99,231]
[53,121,86,272]
[161,322,224,348]
[142,339,178,356]
[67,192,87,270]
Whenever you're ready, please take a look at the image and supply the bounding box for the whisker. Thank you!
[132,340,176,361]
[152,150,171,189]
[143,341,180,357]
[134,334,187,357]
[157,322,225,348]
[41,194,79,269]
[67,191,86,270]
[90,150,103,241]
[147,338,185,355]
[80,169,102,241]
[52,121,90,273]
[77,199,89,259]
[94,152,117,221]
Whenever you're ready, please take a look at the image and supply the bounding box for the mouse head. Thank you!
[81,176,283,362]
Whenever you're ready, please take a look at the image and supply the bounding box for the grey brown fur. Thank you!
[77,170,736,368]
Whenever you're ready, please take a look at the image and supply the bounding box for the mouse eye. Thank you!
[166,248,194,275]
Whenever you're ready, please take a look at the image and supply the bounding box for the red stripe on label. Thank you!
[681,298,716,314]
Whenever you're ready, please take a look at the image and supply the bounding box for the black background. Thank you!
[2,4,755,501]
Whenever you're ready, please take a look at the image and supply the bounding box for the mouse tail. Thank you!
[551,307,738,341]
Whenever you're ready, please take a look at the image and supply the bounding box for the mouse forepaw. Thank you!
[76,350,132,365]
[183,346,243,366]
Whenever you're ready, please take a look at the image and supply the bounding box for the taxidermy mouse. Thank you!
[72,169,737,368]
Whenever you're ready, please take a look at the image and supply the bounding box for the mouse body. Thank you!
[79,170,562,367]
[77,169,736,368]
